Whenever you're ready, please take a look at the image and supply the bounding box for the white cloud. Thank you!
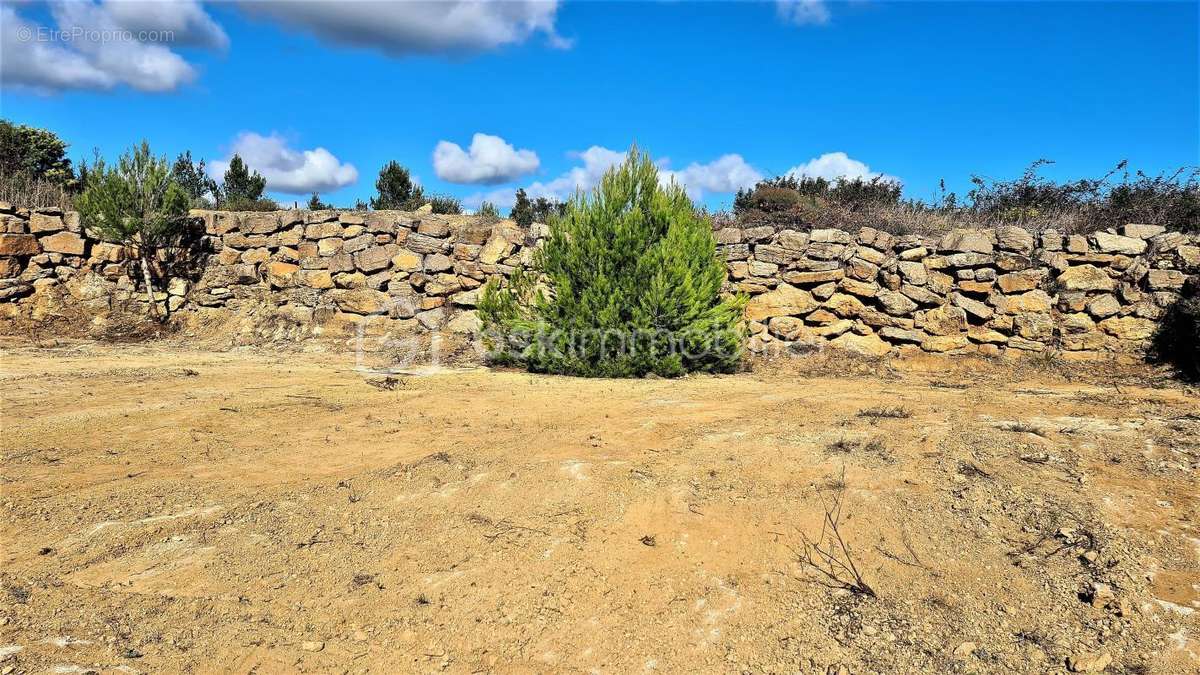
[466,146,763,209]
[462,187,517,210]
[240,0,569,56]
[526,146,626,201]
[786,152,899,185]
[660,154,763,200]
[776,0,831,26]
[0,1,227,93]
[211,132,359,195]
[433,133,540,185]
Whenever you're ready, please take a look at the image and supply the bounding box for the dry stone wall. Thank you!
[0,200,1196,360]
[718,223,1199,358]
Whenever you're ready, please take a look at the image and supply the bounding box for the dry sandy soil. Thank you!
[0,339,1197,674]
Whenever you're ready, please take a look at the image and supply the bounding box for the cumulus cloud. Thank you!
[0,0,227,93]
[466,147,763,209]
[786,152,899,185]
[240,0,569,56]
[433,133,540,185]
[660,154,763,200]
[524,146,626,201]
[776,0,831,26]
[211,132,359,195]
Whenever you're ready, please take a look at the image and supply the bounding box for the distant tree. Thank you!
[221,154,269,209]
[75,141,190,321]
[171,151,219,206]
[510,188,533,227]
[370,160,424,210]
[308,192,331,210]
[428,194,462,215]
[532,196,566,223]
[0,119,75,187]
[477,201,500,220]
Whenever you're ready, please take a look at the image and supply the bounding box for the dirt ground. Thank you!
[0,339,1197,674]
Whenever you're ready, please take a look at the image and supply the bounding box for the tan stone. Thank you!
[782,269,844,285]
[967,325,1008,344]
[952,292,993,320]
[939,228,994,253]
[839,278,879,298]
[957,280,994,295]
[990,289,1053,314]
[921,335,970,352]
[824,292,867,318]
[40,231,85,255]
[264,261,298,288]
[479,234,514,264]
[919,305,968,336]
[897,261,927,285]
[1085,294,1121,318]
[297,270,334,289]
[1056,264,1115,292]
[767,316,807,340]
[745,283,816,321]
[305,222,343,240]
[1147,269,1185,290]
[1098,316,1156,340]
[29,213,65,233]
[241,248,270,264]
[329,287,390,314]
[1093,232,1146,255]
[996,270,1043,293]
[995,225,1035,253]
[1066,651,1112,673]
[317,238,344,256]
[831,331,892,357]
[0,257,22,278]
[1015,312,1054,341]
[354,244,400,272]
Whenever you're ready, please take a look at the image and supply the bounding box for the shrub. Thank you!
[0,119,75,187]
[731,160,1199,235]
[479,147,745,378]
[428,194,462,215]
[171,151,219,207]
[0,119,77,209]
[510,188,533,227]
[370,161,424,210]
[477,201,500,220]
[76,141,190,321]
[1151,279,1200,380]
[308,192,332,209]
[220,154,267,207]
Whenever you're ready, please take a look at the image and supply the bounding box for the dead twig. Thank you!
[794,469,876,598]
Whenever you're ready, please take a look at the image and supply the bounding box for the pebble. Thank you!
[1066,651,1112,672]
[300,640,325,652]
[952,641,976,658]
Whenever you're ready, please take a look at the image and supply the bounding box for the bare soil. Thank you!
[0,340,1197,674]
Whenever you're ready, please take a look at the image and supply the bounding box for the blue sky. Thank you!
[2,1,1197,212]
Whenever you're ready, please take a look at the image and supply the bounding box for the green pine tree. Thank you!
[76,141,190,321]
[221,154,267,206]
[510,188,533,227]
[479,147,745,378]
[370,160,424,210]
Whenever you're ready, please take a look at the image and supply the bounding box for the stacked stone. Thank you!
[716,222,1199,358]
[0,203,157,319]
[191,209,530,334]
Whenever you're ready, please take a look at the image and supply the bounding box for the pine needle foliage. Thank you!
[479,147,745,377]
[75,141,190,320]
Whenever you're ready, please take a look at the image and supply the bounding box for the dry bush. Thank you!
[0,172,73,210]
